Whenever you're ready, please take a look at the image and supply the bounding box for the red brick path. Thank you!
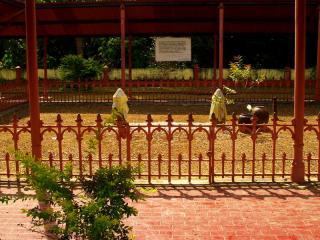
[1,184,320,240]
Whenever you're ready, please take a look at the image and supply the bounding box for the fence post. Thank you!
[284,67,291,80]
[292,0,306,183]
[193,64,199,87]
[25,0,42,160]
[15,66,22,86]
[103,65,109,87]
[284,66,291,87]
[272,97,278,115]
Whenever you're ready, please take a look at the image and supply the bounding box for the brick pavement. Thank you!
[0,183,320,240]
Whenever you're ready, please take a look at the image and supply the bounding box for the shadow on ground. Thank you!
[137,182,320,200]
[1,181,319,201]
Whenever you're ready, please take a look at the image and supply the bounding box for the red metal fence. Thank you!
[34,78,313,103]
[0,113,318,183]
[0,64,317,109]
[40,79,315,103]
[0,81,304,106]
[0,82,28,112]
[42,77,316,89]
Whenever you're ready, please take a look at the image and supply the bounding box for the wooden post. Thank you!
[43,36,48,100]
[26,0,42,159]
[315,6,320,101]
[292,0,306,183]
[218,3,224,89]
[120,2,126,90]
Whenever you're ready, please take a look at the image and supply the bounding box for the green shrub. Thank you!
[59,55,102,82]
[1,152,141,240]
[309,67,316,80]
[229,55,265,87]
[229,55,251,83]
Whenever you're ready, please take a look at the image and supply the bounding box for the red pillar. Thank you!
[315,6,320,101]
[128,35,133,82]
[43,36,48,100]
[25,0,42,159]
[292,0,306,183]
[213,34,218,86]
[218,3,224,89]
[120,2,126,90]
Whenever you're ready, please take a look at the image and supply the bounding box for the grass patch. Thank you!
[0,68,316,81]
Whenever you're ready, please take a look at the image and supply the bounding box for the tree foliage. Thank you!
[0,33,316,70]
[59,55,102,81]
[0,39,26,68]
[229,55,252,83]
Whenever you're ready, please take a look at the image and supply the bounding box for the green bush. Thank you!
[309,67,316,80]
[59,55,102,82]
[229,55,265,87]
[229,55,251,83]
[1,152,141,240]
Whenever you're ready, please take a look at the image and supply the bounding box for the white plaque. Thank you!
[155,37,191,62]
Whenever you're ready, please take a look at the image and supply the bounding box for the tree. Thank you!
[0,39,26,68]
[59,54,102,81]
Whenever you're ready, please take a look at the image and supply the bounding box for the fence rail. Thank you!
[0,78,317,109]
[43,78,316,89]
[0,113,318,183]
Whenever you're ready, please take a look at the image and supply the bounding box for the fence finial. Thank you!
[282,152,287,159]
[146,114,153,124]
[210,113,217,126]
[187,113,194,125]
[76,114,83,125]
[272,112,278,123]
[96,114,103,128]
[166,113,174,125]
[12,114,18,125]
[56,114,63,124]
[231,112,237,123]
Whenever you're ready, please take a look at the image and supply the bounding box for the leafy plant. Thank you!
[229,55,264,87]
[229,55,251,82]
[222,85,237,105]
[309,67,316,80]
[1,152,141,240]
[59,55,102,82]
[1,39,26,68]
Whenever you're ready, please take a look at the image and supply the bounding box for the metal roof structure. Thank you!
[0,0,318,37]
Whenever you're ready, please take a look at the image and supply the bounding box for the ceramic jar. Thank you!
[238,113,253,124]
[252,106,269,124]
